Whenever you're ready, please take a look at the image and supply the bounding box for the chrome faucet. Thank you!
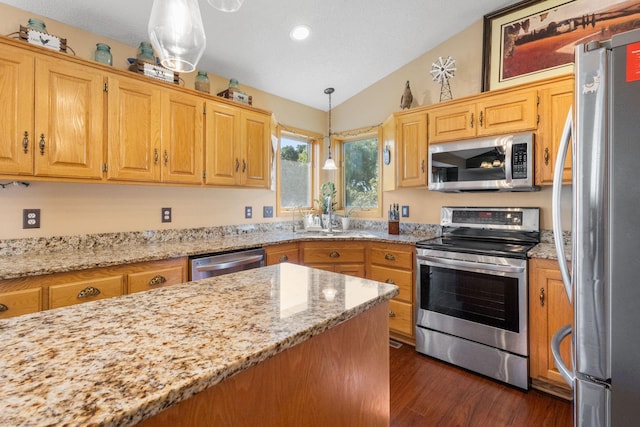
[326,196,333,233]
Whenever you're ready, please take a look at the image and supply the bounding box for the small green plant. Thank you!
[314,182,337,214]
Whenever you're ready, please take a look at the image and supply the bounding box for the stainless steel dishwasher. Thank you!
[189,248,266,280]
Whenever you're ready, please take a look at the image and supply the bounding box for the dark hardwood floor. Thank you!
[390,344,573,427]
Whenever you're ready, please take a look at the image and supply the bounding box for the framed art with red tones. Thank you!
[482,0,640,91]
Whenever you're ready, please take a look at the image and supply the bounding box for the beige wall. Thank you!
[0,4,570,240]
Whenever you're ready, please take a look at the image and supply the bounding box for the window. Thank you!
[277,128,319,214]
[340,134,380,213]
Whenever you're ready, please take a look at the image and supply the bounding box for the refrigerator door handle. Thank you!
[552,108,573,303]
[551,324,575,387]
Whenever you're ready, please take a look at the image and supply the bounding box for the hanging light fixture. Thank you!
[148,0,206,73]
[207,0,244,13]
[322,87,338,171]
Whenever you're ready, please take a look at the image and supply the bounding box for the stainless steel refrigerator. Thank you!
[551,29,640,426]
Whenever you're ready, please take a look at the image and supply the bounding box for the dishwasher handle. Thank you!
[195,254,264,272]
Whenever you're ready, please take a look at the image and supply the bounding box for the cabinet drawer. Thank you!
[0,288,42,319]
[265,243,300,265]
[128,266,184,294]
[49,276,124,309]
[388,299,413,337]
[301,243,365,264]
[369,265,413,302]
[369,245,413,269]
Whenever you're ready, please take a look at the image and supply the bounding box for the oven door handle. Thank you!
[419,256,525,274]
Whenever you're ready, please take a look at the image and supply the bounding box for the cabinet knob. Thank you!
[235,158,240,172]
[279,255,289,262]
[164,150,169,166]
[0,303,8,313]
[384,253,396,261]
[77,286,101,299]
[22,131,29,154]
[470,113,474,128]
[385,278,396,284]
[242,159,247,173]
[544,148,550,166]
[154,148,159,165]
[389,310,396,318]
[421,159,425,173]
[479,111,484,127]
[539,287,545,307]
[329,251,340,258]
[149,275,167,286]
[39,133,46,155]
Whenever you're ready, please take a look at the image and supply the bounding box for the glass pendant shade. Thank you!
[322,156,337,171]
[148,0,206,73]
[322,87,338,171]
[207,0,244,13]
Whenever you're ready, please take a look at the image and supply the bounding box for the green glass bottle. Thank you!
[27,18,47,33]
[94,43,113,66]
[195,71,210,94]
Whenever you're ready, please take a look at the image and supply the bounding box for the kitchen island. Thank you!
[0,263,398,426]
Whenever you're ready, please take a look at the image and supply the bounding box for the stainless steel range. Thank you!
[415,206,539,390]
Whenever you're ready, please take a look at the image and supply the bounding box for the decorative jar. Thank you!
[27,18,47,33]
[137,42,156,63]
[94,43,113,66]
[195,71,210,93]
[229,78,239,89]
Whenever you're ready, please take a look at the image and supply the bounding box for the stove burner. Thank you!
[416,236,535,259]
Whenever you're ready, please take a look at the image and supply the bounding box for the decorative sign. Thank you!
[19,26,67,53]
[232,91,250,104]
[142,63,176,84]
[626,41,640,83]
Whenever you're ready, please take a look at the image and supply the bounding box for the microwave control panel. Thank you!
[512,143,528,179]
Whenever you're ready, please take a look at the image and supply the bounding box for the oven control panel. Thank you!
[452,210,522,226]
[441,207,539,232]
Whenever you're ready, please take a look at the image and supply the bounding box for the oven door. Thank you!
[416,249,528,356]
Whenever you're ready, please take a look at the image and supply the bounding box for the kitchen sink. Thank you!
[295,229,379,238]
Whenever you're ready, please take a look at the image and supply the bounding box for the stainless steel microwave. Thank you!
[428,132,538,192]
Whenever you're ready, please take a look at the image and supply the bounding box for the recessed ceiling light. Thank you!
[290,25,311,41]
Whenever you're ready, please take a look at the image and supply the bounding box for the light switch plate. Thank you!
[161,207,172,223]
[245,206,252,219]
[401,205,409,218]
[23,208,40,229]
[263,206,273,218]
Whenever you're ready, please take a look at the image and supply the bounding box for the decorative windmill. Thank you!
[430,56,456,101]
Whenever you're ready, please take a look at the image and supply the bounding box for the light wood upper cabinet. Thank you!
[0,43,34,175]
[204,102,271,188]
[395,112,427,188]
[161,89,204,184]
[106,75,162,182]
[34,56,105,179]
[529,258,573,398]
[536,75,574,186]
[428,89,538,144]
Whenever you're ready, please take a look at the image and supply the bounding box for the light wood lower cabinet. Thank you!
[264,243,300,265]
[0,288,42,319]
[300,241,366,278]
[367,242,415,343]
[529,258,573,399]
[0,257,187,318]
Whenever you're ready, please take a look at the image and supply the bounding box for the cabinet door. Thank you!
[34,57,104,179]
[0,288,42,319]
[0,44,34,175]
[529,259,573,393]
[427,103,476,143]
[396,112,427,187]
[240,110,271,188]
[161,90,203,184]
[49,275,124,309]
[388,299,413,337]
[476,89,538,136]
[107,75,161,182]
[265,243,300,265]
[536,77,574,185]
[204,101,240,185]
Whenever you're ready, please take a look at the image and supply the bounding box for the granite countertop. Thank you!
[0,263,399,426]
[0,229,435,281]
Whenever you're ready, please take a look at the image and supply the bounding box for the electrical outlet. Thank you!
[245,206,253,219]
[263,206,273,218]
[161,207,172,223]
[23,209,40,229]
[401,205,409,218]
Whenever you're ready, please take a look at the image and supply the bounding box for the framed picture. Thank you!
[482,0,640,91]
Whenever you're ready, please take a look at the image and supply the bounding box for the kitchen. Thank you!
[0,1,638,426]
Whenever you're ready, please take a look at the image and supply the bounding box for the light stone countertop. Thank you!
[0,263,399,426]
[0,229,433,281]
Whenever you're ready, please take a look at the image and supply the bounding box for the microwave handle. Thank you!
[552,107,573,303]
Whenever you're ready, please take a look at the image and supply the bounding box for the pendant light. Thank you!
[207,0,244,13]
[322,87,338,171]
[148,0,206,73]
